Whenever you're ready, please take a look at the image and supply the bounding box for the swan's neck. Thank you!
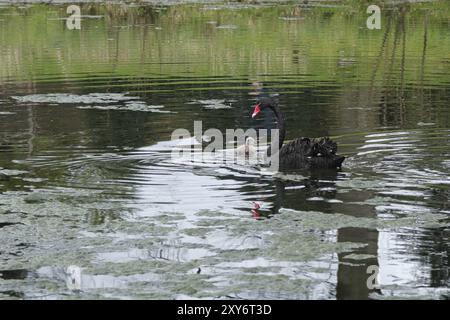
[266,104,286,158]
[271,105,286,150]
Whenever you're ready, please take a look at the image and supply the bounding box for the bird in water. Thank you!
[251,97,345,170]
[236,136,257,159]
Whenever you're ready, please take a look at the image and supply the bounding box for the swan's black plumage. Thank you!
[253,97,345,170]
[279,137,345,170]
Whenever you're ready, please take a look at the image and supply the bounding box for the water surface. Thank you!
[0,2,449,299]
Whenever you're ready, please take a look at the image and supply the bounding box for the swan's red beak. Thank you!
[251,103,261,118]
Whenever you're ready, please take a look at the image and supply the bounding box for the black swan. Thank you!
[251,97,345,170]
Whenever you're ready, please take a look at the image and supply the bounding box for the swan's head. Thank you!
[245,137,256,147]
[251,96,277,119]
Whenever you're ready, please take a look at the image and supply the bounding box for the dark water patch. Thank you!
[0,222,24,229]
[0,269,28,280]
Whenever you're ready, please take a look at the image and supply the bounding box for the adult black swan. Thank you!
[251,97,345,170]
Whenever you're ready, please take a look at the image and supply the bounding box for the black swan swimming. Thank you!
[251,97,345,170]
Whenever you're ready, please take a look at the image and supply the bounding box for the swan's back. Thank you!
[278,137,344,170]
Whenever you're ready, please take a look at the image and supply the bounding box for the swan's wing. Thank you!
[311,137,338,156]
[280,137,337,157]
[278,138,344,169]
[280,138,314,157]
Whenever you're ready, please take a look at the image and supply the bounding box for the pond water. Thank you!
[0,2,449,299]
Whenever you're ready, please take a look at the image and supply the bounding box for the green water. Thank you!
[0,1,449,299]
